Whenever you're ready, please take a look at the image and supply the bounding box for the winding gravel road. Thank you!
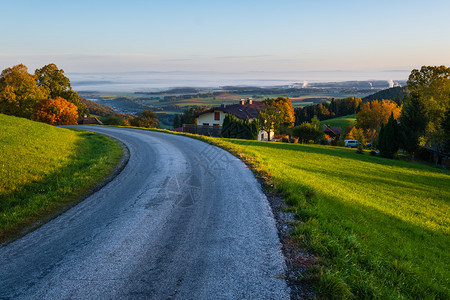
[0,126,289,299]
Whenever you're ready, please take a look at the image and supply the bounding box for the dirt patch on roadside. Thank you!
[260,182,316,300]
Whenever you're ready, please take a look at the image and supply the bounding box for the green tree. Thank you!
[292,118,324,143]
[0,64,48,118]
[222,115,257,140]
[136,109,159,128]
[257,106,281,138]
[221,114,235,138]
[399,93,427,159]
[378,113,400,158]
[443,110,450,153]
[404,66,450,163]
[263,97,295,128]
[407,65,450,97]
[173,114,181,128]
[35,63,87,115]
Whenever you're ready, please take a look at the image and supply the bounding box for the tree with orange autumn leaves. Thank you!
[345,100,401,147]
[32,97,78,125]
[0,63,85,125]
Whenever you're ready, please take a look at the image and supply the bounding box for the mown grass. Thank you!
[0,114,123,243]
[198,138,449,299]
[321,114,357,132]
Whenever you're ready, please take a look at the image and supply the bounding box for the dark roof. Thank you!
[323,125,342,136]
[77,117,103,125]
[195,101,267,120]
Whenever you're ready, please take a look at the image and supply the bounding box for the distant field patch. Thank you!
[0,114,123,242]
[321,114,357,131]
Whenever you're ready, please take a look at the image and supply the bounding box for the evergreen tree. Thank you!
[173,114,180,128]
[378,112,400,158]
[399,93,427,159]
[442,110,450,153]
[221,114,232,138]
[221,115,257,140]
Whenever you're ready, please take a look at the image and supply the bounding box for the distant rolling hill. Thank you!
[362,86,407,104]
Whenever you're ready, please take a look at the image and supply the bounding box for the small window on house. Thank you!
[203,123,209,126]
[214,111,220,120]
[213,124,219,127]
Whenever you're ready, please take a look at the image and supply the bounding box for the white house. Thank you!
[191,99,274,141]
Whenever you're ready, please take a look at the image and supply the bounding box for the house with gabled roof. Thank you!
[323,125,342,139]
[183,99,274,140]
[77,115,103,125]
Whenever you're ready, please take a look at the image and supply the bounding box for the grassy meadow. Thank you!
[0,114,123,243]
[202,137,449,299]
[321,114,357,132]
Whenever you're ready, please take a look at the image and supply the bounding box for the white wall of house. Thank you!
[196,111,226,126]
[258,130,274,141]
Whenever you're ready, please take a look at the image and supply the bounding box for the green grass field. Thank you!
[0,114,123,243]
[321,114,357,132]
[202,138,449,299]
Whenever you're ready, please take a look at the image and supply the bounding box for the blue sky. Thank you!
[1,0,449,78]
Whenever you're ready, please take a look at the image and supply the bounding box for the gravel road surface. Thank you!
[0,126,289,299]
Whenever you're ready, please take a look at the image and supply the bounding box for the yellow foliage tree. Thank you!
[32,97,78,125]
[357,100,400,145]
[345,126,367,145]
[0,64,49,118]
[263,97,295,128]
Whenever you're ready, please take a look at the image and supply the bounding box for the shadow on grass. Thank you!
[0,131,121,243]
[225,139,449,174]
[290,179,449,299]
[289,162,449,201]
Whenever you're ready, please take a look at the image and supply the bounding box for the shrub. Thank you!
[316,271,352,299]
[337,140,345,147]
[103,116,129,126]
[293,119,324,142]
[319,138,330,145]
[356,144,364,154]
[32,97,78,125]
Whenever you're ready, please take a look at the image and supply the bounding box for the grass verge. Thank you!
[0,114,124,243]
[210,139,449,299]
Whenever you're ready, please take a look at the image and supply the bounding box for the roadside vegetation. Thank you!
[203,137,449,299]
[0,114,123,243]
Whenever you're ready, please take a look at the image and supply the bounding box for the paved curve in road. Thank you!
[0,126,289,299]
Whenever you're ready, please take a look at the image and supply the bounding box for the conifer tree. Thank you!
[399,93,427,160]
[379,112,400,158]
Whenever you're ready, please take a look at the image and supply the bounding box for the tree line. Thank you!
[0,63,160,128]
[0,64,87,125]
[343,66,449,164]
[294,97,362,125]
